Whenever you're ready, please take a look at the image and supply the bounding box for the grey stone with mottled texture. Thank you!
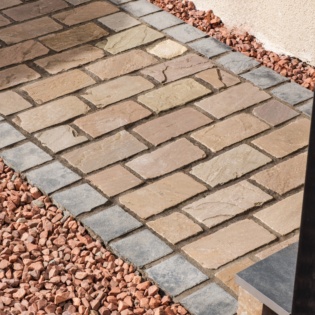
[164,24,205,43]
[188,37,231,58]
[298,100,313,117]
[121,0,160,17]
[141,11,183,30]
[0,122,25,149]
[98,12,140,32]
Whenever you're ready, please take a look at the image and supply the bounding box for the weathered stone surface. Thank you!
[0,91,32,115]
[0,0,21,10]
[121,0,160,17]
[237,287,264,315]
[141,10,183,30]
[188,37,231,58]
[65,0,90,4]
[98,12,140,32]
[0,122,25,149]
[146,39,187,59]
[298,100,313,117]
[0,16,10,27]
[164,24,205,43]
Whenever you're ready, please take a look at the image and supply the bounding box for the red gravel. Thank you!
[0,159,189,315]
[150,0,315,91]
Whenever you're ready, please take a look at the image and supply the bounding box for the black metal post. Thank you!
[292,91,315,314]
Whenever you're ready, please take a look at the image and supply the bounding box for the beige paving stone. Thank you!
[237,287,265,315]
[141,53,213,83]
[126,138,206,179]
[13,96,90,133]
[34,125,88,153]
[251,152,307,195]
[119,172,206,219]
[98,12,140,32]
[35,45,104,75]
[0,17,63,45]
[133,107,212,146]
[86,50,158,80]
[0,91,32,115]
[0,65,40,91]
[147,212,203,244]
[87,165,143,197]
[182,219,276,269]
[0,0,21,10]
[62,130,147,173]
[138,78,210,113]
[191,144,271,187]
[0,15,10,27]
[3,0,68,21]
[82,75,154,109]
[21,70,95,104]
[195,83,270,119]
[252,118,310,158]
[40,23,108,52]
[183,180,272,228]
[146,39,187,59]
[99,25,164,54]
[74,100,151,138]
[191,113,269,152]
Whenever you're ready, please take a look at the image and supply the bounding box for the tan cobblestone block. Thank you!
[183,180,272,228]
[0,15,10,27]
[0,91,32,115]
[252,118,310,158]
[87,165,142,197]
[0,65,40,90]
[251,152,307,195]
[195,83,270,119]
[133,107,212,145]
[146,39,187,59]
[74,100,151,138]
[191,144,271,187]
[191,113,269,152]
[119,172,206,219]
[237,287,264,315]
[62,130,147,173]
[82,75,154,108]
[183,220,276,269]
[86,50,157,80]
[13,96,89,133]
[0,0,21,10]
[40,23,108,52]
[147,212,203,244]
[0,17,63,44]
[22,70,95,104]
[138,78,210,113]
[35,45,104,75]
[53,1,118,26]
[126,138,206,179]
[99,25,164,54]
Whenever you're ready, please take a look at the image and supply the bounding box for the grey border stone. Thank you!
[0,122,25,149]
[298,100,313,117]
[188,37,231,58]
[98,12,140,32]
[141,11,183,30]
[121,0,161,17]
[164,24,205,43]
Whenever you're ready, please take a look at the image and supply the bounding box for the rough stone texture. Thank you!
[138,78,210,113]
[141,53,213,83]
[21,70,95,104]
[110,230,173,267]
[298,100,313,117]
[191,113,269,152]
[65,0,90,4]
[191,144,271,187]
[0,0,21,10]
[121,0,160,17]
[241,66,289,89]
[86,50,158,80]
[141,11,182,30]
[0,122,25,149]
[188,37,231,58]
[98,12,140,32]
[0,142,52,172]
[216,52,260,74]
[62,130,147,173]
[99,25,164,54]
[195,83,270,119]
[183,180,272,228]
[119,172,206,219]
[40,23,108,52]
[146,39,187,59]
[81,205,142,243]
[51,183,108,216]
[252,118,310,158]
[251,152,307,195]
[133,107,212,145]
[0,15,10,27]
[13,96,90,133]
[181,283,237,315]
[164,24,205,43]
[147,212,202,244]
[74,100,151,138]
[0,65,40,90]
[53,1,118,25]
[0,17,62,44]
[35,45,104,74]
[252,99,299,126]
[146,255,208,296]
[87,165,143,197]
[82,75,154,108]
[254,191,303,236]
[271,82,313,105]
[183,220,276,269]
[34,125,88,153]
[126,138,206,179]
[237,287,264,315]
[0,91,32,115]
[25,161,80,194]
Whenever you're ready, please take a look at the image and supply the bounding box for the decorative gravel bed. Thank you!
[150,0,315,91]
[0,159,188,315]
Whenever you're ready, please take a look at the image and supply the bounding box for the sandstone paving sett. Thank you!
[0,15,10,27]
[98,12,140,31]
[0,0,21,10]
[0,91,32,116]
[146,39,187,59]
[0,122,25,149]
